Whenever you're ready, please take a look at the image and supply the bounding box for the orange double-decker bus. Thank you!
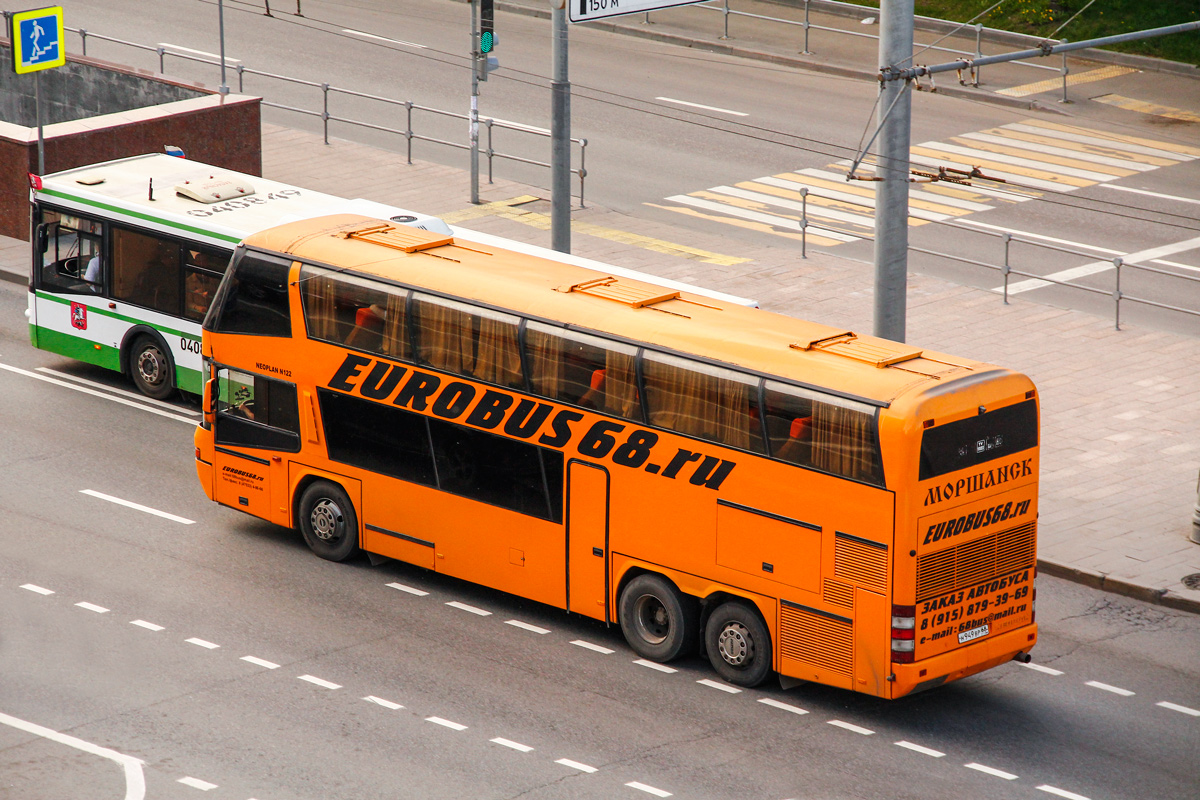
[194,214,1039,698]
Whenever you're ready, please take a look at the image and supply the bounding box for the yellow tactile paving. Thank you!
[996,65,1137,97]
[948,136,1139,177]
[1093,94,1200,124]
[645,203,844,247]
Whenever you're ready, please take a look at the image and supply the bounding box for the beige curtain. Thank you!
[304,273,340,342]
[644,360,751,448]
[526,326,564,399]
[416,298,476,375]
[474,315,523,388]
[605,350,641,421]
[813,402,873,479]
[381,291,409,359]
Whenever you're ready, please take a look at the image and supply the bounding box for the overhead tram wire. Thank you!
[207,0,1200,231]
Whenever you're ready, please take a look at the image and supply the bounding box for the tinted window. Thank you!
[412,293,523,389]
[919,399,1038,480]
[184,246,231,322]
[207,250,293,337]
[300,264,406,357]
[318,388,437,486]
[642,350,764,453]
[764,381,883,486]
[111,226,181,315]
[214,368,300,452]
[524,321,642,422]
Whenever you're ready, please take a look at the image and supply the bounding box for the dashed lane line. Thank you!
[177,776,217,791]
[896,741,945,757]
[634,659,677,674]
[491,737,535,752]
[966,763,1019,780]
[697,679,741,694]
[556,758,598,773]
[130,620,164,631]
[1156,701,1199,716]
[80,489,195,525]
[185,638,219,650]
[571,640,615,654]
[446,600,492,616]
[505,619,550,634]
[363,696,403,710]
[1086,681,1135,697]
[1021,662,1064,676]
[627,781,673,797]
[827,720,874,735]
[386,581,429,596]
[1038,785,1092,800]
[21,584,54,595]
[297,675,342,690]
[75,602,109,614]
[241,656,280,669]
[757,698,808,715]
[425,716,467,731]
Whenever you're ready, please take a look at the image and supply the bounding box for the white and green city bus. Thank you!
[27,153,452,398]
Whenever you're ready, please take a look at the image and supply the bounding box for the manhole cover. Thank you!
[1182,573,1200,591]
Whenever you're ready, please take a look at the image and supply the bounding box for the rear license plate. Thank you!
[958,624,989,644]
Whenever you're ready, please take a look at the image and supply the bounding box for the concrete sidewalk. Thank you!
[3,120,1199,613]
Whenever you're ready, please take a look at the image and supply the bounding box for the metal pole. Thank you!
[1060,39,1070,103]
[802,0,812,55]
[1002,232,1011,304]
[872,0,913,343]
[721,0,730,41]
[551,1,571,253]
[36,71,44,175]
[973,23,982,86]
[470,0,480,204]
[218,0,229,94]
[800,187,808,259]
[1113,257,1123,330]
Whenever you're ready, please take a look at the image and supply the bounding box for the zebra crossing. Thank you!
[649,119,1200,248]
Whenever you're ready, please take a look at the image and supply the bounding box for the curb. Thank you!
[1038,558,1200,615]
[1,266,25,286]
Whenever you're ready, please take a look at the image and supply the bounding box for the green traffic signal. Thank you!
[481,30,495,54]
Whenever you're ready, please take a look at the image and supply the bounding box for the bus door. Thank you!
[566,460,610,622]
[210,367,301,523]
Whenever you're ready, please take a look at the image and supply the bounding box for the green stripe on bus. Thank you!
[32,325,121,371]
[39,188,243,243]
[36,291,201,341]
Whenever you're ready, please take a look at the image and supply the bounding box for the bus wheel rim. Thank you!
[137,346,164,386]
[633,594,670,645]
[310,499,343,542]
[717,622,752,666]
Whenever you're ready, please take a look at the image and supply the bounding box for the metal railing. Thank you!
[645,0,1070,94]
[785,188,1200,331]
[68,27,589,204]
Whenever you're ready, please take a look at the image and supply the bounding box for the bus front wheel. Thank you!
[618,574,699,662]
[129,335,175,400]
[705,601,772,687]
[298,481,360,562]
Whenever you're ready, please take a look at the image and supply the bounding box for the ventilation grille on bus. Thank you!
[916,521,1037,602]
[780,603,853,676]
[823,579,854,609]
[833,533,888,593]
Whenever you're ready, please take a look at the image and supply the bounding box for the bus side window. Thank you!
[411,293,523,389]
[183,247,232,322]
[36,210,104,294]
[111,225,181,314]
[214,367,301,452]
[208,250,293,337]
[763,381,884,485]
[300,264,410,359]
[642,351,764,453]
[524,321,642,422]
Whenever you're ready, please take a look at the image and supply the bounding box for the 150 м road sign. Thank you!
[568,0,704,24]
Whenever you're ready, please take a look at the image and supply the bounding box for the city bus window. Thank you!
[300,264,397,352]
[36,210,104,295]
[524,321,642,422]
[411,293,523,389]
[208,250,293,337]
[215,367,301,452]
[183,246,231,322]
[763,381,883,485]
[111,225,181,315]
[642,351,765,453]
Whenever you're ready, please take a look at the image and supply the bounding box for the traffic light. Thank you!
[480,0,495,54]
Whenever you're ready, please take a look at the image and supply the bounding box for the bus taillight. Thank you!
[891,604,916,663]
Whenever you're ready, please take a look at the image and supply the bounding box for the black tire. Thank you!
[618,574,700,662]
[705,601,773,688]
[298,481,360,562]
[129,335,175,400]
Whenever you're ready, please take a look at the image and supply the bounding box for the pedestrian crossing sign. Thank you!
[11,6,66,75]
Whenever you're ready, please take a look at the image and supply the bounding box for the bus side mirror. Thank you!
[35,223,49,255]
[203,378,215,416]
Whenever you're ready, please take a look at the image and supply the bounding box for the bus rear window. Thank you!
[919,399,1038,480]
[206,250,293,337]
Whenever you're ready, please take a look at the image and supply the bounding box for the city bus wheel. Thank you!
[618,574,699,662]
[129,335,175,400]
[298,481,360,562]
[705,601,772,688]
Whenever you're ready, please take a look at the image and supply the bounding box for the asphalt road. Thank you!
[2,273,1199,798]
[56,0,1200,334]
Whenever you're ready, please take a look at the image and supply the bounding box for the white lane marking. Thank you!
[1086,680,1135,696]
[491,737,534,752]
[446,600,491,616]
[1021,662,1064,676]
[80,490,196,525]
[755,175,956,222]
[0,362,195,425]
[425,717,467,731]
[655,96,748,116]
[158,42,240,63]
[1099,183,1200,205]
[505,619,550,634]
[827,720,874,735]
[177,776,217,791]
[555,758,598,773]
[341,29,427,48]
[665,195,862,242]
[697,679,741,693]
[895,740,945,757]
[364,696,403,710]
[490,117,550,135]
[955,218,1123,255]
[131,620,164,631]
[966,763,1018,780]
[76,602,109,614]
[185,638,219,650]
[1000,235,1200,294]
[0,711,146,800]
[35,368,198,415]
[626,781,672,797]
[21,584,54,595]
[633,659,677,674]
[1038,785,1091,800]
[757,698,808,715]
[386,581,428,596]
[241,656,280,669]
[919,141,1120,182]
[571,640,614,654]
[298,675,342,690]
[958,132,1157,171]
[1157,700,1200,716]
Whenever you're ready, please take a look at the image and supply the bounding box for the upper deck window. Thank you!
[206,249,293,337]
[919,399,1038,480]
[763,381,883,485]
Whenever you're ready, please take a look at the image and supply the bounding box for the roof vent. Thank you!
[175,174,255,204]
[337,223,454,252]
[792,333,923,367]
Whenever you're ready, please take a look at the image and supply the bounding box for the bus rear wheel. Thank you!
[705,601,772,687]
[129,335,175,400]
[618,574,699,662]
[298,481,360,562]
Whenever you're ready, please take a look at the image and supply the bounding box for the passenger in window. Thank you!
[229,386,256,420]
